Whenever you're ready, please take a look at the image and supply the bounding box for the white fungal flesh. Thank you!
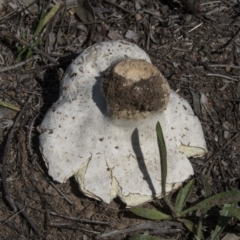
[39,40,207,207]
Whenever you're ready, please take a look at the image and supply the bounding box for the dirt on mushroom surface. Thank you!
[0,0,240,239]
[102,59,170,116]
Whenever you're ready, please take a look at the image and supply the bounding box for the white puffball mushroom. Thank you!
[39,40,207,207]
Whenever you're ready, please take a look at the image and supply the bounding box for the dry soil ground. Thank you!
[0,0,240,239]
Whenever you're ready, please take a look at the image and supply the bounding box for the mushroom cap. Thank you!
[102,58,170,119]
[39,40,207,207]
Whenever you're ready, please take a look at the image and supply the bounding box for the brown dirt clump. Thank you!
[102,59,170,119]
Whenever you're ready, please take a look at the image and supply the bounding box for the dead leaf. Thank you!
[74,0,95,41]
[125,30,140,42]
[108,30,123,40]
[221,233,240,240]
[190,89,201,117]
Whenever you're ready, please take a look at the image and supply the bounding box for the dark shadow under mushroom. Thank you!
[92,72,107,116]
[131,128,156,197]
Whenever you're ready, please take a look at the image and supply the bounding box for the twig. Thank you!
[1,32,58,64]
[2,97,31,211]
[217,27,240,52]
[2,208,25,225]
[205,5,227,16]
[0,90,22,106]
[4,222,28,238]
[49,211,111,225]
[219,0,234,7]
[49,223,100,234]
[0,0,38,23]
[28,175,57,211]
[1,96,42,236]
[97,221,183,238]
[28,112,40,157]
[206,73,239,82]
[222,98,240,102]
[14,201,42,236]
[188,23,203,33]
[208,64,240,69]
[172,47,191,52]
[201,132,240,174]
[0,55,39,72]
[182,64,240,71]
[21,63,60,74]
[34,160,74,205]
[102,0,133,14]
[143,9,161,18]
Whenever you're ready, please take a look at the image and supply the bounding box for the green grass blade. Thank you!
[25,48,33,60]
[0,101,20,111]
[180,191,240,216]
[210,204,234,240]
[194,174,213,240]
[34,3,60,35]
[175,179,195,214]
[130,207,171,220]
[156,122,175,214]
[224,206,240,221]
[178,218,194,233]
[199,174,212,197]
[16,47,27,62]
[25,36,42,60]
[195,218,203,240]
[16,34,27,61]
[156,122,167,189]
[40,0,46,19]
[130,234,174,240]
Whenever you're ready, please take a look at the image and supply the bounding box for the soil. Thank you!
[0,0,240,239]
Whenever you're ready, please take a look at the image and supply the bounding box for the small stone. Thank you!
[135,13,142,21]
[225,65,231,72]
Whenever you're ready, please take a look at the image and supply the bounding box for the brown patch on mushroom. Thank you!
[102,59,170,119]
